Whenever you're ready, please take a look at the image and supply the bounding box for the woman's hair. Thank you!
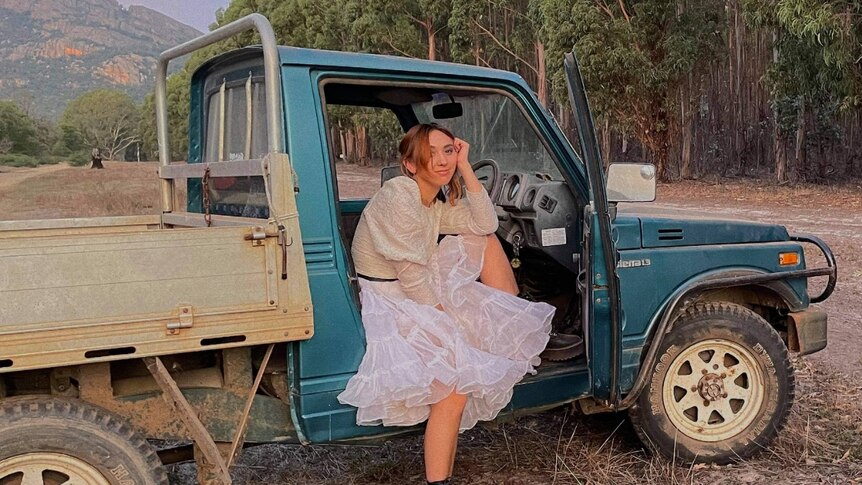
[399,123,462,205]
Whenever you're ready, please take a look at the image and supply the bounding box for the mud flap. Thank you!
[787,308,827,356]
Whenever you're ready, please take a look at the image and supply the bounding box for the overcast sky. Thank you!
[119,1,231,32]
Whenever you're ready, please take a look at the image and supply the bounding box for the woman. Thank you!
[338,124,554,484]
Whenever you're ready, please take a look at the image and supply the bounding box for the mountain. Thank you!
[0,0,202,118]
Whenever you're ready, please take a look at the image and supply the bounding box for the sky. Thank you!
[118,1,232,32]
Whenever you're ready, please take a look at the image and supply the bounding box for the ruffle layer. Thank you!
[337,235,554,430]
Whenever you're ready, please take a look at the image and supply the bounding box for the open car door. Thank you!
[563,52,622,404]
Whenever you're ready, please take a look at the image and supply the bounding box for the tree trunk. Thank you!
[775,133,787,182]
[794,103,806,180]
[338,125,347,162]
[601,117,611,168]
[345,130,356,164]
[356,125,368,166]
[427,21,436,61]
[847,113,857,177]
[681,119,693,179]
[679,76,694,179]
[535,40,548,108]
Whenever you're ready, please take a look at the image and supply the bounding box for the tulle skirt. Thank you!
[337,234,554,431]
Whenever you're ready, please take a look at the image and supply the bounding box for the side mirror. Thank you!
[606,163,656,202]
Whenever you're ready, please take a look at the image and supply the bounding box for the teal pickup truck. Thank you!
[0,14,836,485]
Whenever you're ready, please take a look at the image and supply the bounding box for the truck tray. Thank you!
[0,216,313,372]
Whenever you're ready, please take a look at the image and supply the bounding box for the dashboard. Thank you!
[492,171,581,273]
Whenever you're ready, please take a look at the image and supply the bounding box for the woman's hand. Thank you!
[454,138,483,193]
[454,138,471,171]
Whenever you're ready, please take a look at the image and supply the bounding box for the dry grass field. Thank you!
[1,162,860,484]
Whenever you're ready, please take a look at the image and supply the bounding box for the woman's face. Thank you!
[408,129,458,189]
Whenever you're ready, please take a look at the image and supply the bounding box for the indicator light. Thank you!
[779,252,799,266]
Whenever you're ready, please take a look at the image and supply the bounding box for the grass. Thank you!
[167,360,862,484]
[0,161,160,220]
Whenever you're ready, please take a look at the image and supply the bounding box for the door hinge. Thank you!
[167,305,194,335]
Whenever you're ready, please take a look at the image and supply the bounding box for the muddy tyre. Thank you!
[0,396,168,485]
[629,302,794,464]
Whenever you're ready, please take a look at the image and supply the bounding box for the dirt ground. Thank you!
[1,164,860,484]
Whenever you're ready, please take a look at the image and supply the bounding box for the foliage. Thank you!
[52,124,87,156]
[539,0,725,177]
[66,149,94,167]
[742,0,861,179]
[61,89,141,160]
[0,153,40,167]
[129,0,862,180]
[744,0,862,105]
[0,101,41,156]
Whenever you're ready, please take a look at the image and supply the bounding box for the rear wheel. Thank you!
[629,302,794,463]
[0,396,168,485]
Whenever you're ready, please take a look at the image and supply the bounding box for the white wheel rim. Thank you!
[662,338,766,442]
[0,452,111,485]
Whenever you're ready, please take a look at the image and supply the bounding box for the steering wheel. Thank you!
[470,158,501,202]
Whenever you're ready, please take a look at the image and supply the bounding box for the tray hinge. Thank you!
[167,305,194,335]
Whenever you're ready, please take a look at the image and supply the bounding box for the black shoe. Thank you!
[540,333,584,362]
[427,478,452,485]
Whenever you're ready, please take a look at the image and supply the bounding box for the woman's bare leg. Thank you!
[480,235,518,295]
[425,392,467,482]
[423,236,513,481]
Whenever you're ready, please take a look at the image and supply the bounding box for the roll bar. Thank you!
[155,13,283,212]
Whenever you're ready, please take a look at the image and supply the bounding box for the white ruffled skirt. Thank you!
[337,234,554,431]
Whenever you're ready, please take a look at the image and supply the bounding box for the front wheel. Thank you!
[629,302,794,464]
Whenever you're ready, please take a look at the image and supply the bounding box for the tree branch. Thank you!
[618,0,631,23]
[594,0,615,19]
[472,19,539,76]
[404,13,430,30]
[384,34,417,58]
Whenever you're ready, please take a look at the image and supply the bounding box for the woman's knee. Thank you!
[481,235,518,295]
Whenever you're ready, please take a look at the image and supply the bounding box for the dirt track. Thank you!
[632,181,862,380]
[621,204,861,380]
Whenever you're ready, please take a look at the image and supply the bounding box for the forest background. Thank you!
[4,0,862,184]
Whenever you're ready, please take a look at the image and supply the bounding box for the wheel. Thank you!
[629,302,794,464]
[471,158,501,201]
[0,396,168,485]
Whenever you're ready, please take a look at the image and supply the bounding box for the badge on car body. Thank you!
[618,258,651,269]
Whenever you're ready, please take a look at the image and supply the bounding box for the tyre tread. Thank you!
[0,395,169,484]
[629,301,795,463]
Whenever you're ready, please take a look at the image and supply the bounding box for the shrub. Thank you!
[0,153,40,167]
[67,150,91,167]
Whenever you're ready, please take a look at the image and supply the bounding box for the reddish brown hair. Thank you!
[399,124,462,205]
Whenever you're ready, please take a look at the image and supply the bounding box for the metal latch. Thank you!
[247,226,267,246]
[167,305,194,335]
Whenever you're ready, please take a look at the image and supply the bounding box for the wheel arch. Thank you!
[619,268,806,410]
[645,269,805,351]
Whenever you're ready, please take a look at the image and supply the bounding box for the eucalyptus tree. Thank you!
[538,0,725,179]
[61,89,141,161]
[743,0,861,181]
[0,101,41,156]
[449,1,549,107]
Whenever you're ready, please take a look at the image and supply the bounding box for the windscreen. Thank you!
[412,92,563,180]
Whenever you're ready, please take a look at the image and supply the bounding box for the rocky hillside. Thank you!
[0,0,201,118]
